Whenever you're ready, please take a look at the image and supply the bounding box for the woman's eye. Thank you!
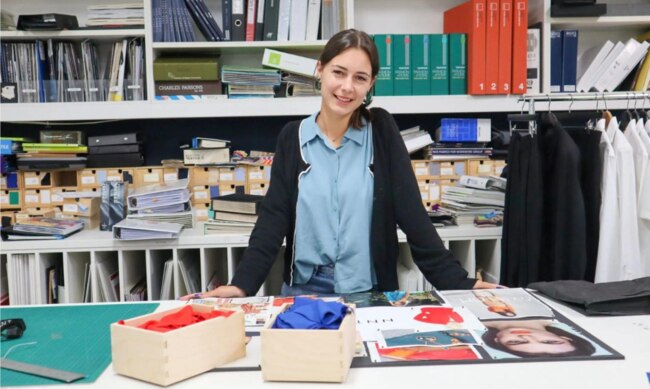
[505,340,528,345]
[356,76,368,82]
[542,340,564,345]
[333,70,344,76]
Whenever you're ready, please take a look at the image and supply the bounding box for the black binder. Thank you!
[88,133,142,147]
[231,0,246,41]
[17,14,79,30]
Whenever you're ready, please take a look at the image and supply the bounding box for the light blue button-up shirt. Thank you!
[293,112,375,293]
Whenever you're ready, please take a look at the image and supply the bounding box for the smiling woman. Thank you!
[181,29,500,301]
[481,319,597,358]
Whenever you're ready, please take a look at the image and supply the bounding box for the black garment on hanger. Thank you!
[501,131,544,287]
[539,112,588,282]
[565,126,603,282]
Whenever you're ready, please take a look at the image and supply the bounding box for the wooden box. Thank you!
[260,304,356,383]
[111,305,246,387]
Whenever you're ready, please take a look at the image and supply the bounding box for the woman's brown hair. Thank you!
[317,29,379,129]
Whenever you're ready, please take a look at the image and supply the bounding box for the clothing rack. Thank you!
[518,92,650,114]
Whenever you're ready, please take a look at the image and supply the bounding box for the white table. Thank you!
[7,295,650,389]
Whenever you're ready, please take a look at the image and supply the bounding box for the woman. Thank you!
[481,320,597,357]
[183,29,498,299]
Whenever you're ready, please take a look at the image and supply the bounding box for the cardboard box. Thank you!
[189,166,220,187]
[111,305,246,387]
[62,197,100,217]
[412,160,429,178]
[247,182,268,196]
[50,187,78,206]
[0,190,21,209]
[261,304,356,382]
[468,159,494,177]
[247,165,271,182]
[191,185,211,204]
[218,182,245,197]
[163,167,190,183]
[105,168,135,186]
[134,167,163,187]
[218,166,246,184]
[22,170,77,189]
[78,169,103,188]
[193,202,211,221]
[16,208,57,221]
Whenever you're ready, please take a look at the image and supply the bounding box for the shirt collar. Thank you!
[300,111,367,147]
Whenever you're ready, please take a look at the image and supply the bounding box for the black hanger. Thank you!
[509,98,537,136]
[619,93,633,132]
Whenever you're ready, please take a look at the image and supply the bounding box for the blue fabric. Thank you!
[384,290,407,302]
[293,112,375,293]
[272,297,349,330]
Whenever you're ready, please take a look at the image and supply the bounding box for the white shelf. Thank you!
[152,40,328,53]
[0,29,145,40]
[549,15,650,29]
[2,225,502,252]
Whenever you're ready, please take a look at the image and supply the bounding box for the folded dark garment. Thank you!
[528,277,650,316]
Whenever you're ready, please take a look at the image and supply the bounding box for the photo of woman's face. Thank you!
[495,327,576,355]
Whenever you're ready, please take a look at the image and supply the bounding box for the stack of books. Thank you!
[154,57,223,101]
[183,137,231,166]
[204,193,263,234]
[17,143,87,170]
[87,132,144,168]
[1,217,84,240]
[439,175,505,226]
[261,49,319,98]
[424,118,493,161]
[124,178,193,229]
[221,66,281,99]
[86,3,145,28]
[400,126,434,154]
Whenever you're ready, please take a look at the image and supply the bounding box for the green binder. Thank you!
[393,34,412,96]
[411,34,430,95]
[449,34,467,95]
[374,34,393,96]
[430,34,449,95]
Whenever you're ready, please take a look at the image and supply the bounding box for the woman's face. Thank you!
[317,48,374,119]
[495,327,576,355]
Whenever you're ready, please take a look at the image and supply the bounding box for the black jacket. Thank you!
[230,107,476,296]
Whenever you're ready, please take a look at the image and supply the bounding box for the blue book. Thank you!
[561,30,578,93]
[195,0,224,40]
[222,0,232,40]
[550,30,562,93]
[0,140,15,155]
[440,118,491,143]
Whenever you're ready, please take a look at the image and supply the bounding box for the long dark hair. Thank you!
[481,325,596,358]
[318,29,379,129]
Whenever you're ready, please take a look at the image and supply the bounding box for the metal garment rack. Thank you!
[518,92,650,115]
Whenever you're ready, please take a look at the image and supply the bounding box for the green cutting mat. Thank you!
[0,303,159,386]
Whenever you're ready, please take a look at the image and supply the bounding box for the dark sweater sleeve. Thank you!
[376,109,476,290]
[230,124,295,296]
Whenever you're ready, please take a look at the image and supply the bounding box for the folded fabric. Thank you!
[272,297,349,329]
[128,306,234,332]
[528,277,650,316]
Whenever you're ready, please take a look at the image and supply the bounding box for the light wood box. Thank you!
[133,167,163,187]
[260,304,356,383]
[111,305,246,387]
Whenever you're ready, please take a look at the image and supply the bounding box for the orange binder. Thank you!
[511,0,528,94]
[485,0,500,94]
[498,0,513,94]
[444,0,487,95]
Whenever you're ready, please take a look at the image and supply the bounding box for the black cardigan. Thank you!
[230,107,476,296]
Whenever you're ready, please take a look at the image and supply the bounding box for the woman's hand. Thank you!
[179,285,246,301]
[472,280,506,289]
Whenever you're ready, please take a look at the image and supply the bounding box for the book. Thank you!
[633,50,650,92]
[430,34,449,95]
[485,0,499,94]
[288,0,307,41]
[153,57,220,81]
[440,118,491,142]
[204,219,255,234]
[561,30,578,92]
[12,217,84,236]
[576,40,614,93]
[444,0,487,95]
[550,30,562,92]
[211,193,264,214]
[245,0,257,41]
[214,210,258,223]
[262,49,317,78]
[183,147,230,165]
[448,34,467,95]
[498,0,513,94]
[411,35,430,96]
[113,218,184,240]
[262,0,279,40]
[374,34,393,96]
[510,0,528,94]
[526,27,541,94]
[191,137,230,148]
[393,34,412,96]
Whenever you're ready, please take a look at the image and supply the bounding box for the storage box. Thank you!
[247,165,271,182]
[111,305,246,387]
[218,166,246,184]
[247,181,268,196]
[194,202,211,221]
[260,304,356,382]
[62,197,100,217]
[134,167,163,187]
[467,159,494,176]
[189,166,220,187]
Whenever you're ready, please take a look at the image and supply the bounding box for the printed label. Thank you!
[63,203,79,213]
[25,177,39,186]
[81,176,96,184]
[144,173,159,182]
[220,173,234,181]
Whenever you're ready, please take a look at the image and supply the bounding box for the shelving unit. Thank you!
[2,0,648,122]
[1,0,645,305]
[1,225,502,304]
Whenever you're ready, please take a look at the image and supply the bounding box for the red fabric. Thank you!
[134,306,234,333]
[413,307,464,325]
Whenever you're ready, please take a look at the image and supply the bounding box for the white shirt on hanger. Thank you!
[635,118,650,277]
[624,118,648,201]
[594,118,621,283]
[595,117,641,282]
